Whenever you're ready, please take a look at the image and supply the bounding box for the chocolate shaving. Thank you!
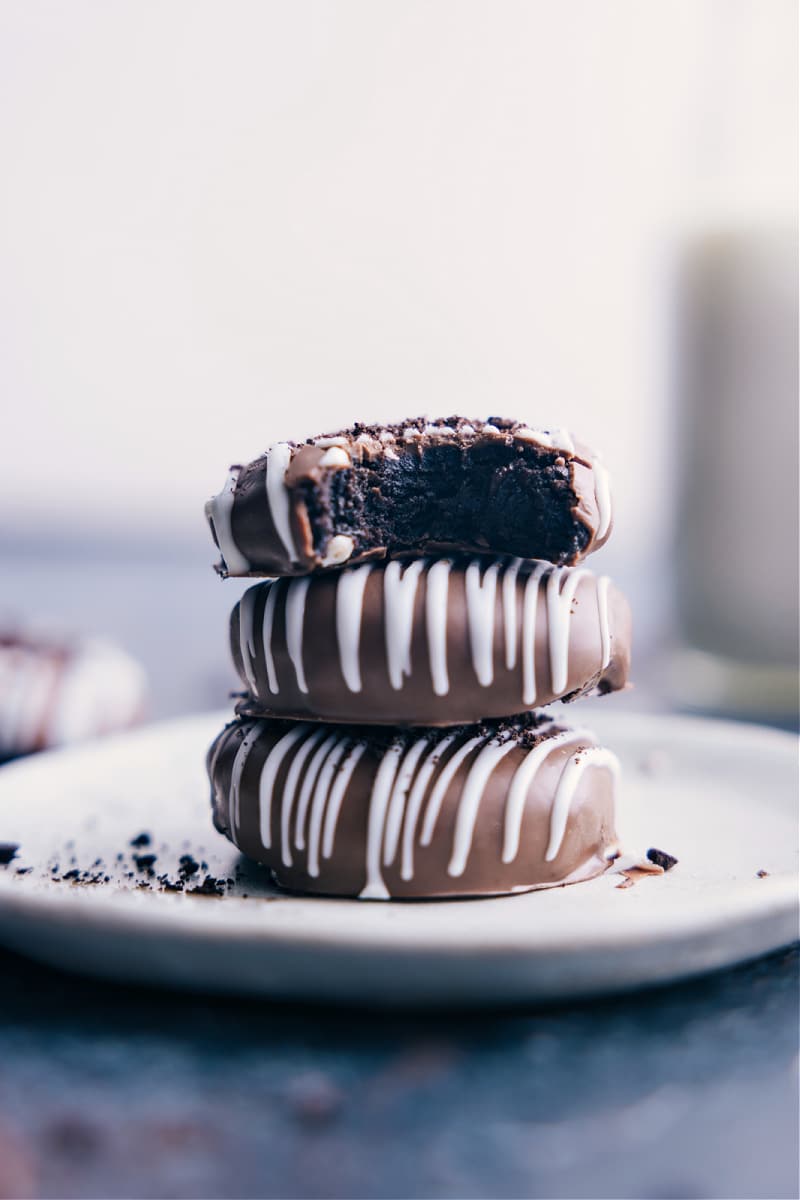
[646,847,678,872]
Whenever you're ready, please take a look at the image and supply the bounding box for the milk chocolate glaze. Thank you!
[208,713,621,899]
[230,556,631,725]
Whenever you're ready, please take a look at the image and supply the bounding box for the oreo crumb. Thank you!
[178,854,200,880]
[647,847,678,872]
[757,869,770,878]
[15,867,32,875]
[0,842,19,865]
[188,874,226,897]
[133,853,157,875]
[130,832,152,848]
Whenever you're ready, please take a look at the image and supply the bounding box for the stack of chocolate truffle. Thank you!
[205,417,633,900]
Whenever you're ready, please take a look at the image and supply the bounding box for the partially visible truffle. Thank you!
[0,632,147,760]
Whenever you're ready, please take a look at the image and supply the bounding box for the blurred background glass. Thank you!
[0,0,796,725]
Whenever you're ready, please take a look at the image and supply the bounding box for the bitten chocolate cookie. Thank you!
[208,714,620,899]
[206,416,612,577]
[231,557,631,726]
[0,632,147,761]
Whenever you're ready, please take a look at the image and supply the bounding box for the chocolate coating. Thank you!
[206,416,613,577]
[208,714,620,899]
[230,557,631,726]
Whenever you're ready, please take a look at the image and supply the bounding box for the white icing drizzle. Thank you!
[238,585,259,693]
[229,721,265,844]
[448,733,517,876]
[419,733,485,846]
[322,742,367,859]
[521,563,548,704]
[265,442,297,562]
[223,718,619,896]
[294,733,339,850]
[425,558,452,696]
[261,580,282,694]
[382,736,429,868]
[241,557,614,710]
[597,575,611,669]
[400,734,457,881]
[465,559,501,687]
[314,436,349,448]
[502,729,591,862]
[0,649,59,751]
[306,737,352,877]
[360,741,405,899]
[258,724,306,848]
[549,427,575,454]
[206,469,251,575]
[336,564,373,692]
[515,427,575,454]
[592,456,612,540]
[285,577,310,693]
[502,557,524,670]
[318,447,350,469]
[280,727,325,866]
[546,567,591,695]
[384,559,425,690]
[546,746,620,861]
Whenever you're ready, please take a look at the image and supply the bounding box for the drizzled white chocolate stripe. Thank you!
[264,442,297,563]
[205,469,251,576]
[591,457,612,541]
[238,557,613,704]
[218,720,619,898]
[0,640,146,756]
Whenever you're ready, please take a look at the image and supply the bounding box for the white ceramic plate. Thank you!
[0,710,796,1005]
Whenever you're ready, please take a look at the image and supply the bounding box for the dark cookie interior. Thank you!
[297,417,590,566]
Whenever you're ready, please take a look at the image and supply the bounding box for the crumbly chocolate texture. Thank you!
[207,713,620,900]
[230,557,632,726]
[646,847,678,871]
[207,416,613,577]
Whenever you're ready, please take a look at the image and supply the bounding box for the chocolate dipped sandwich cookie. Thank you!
[208,713,621,899]
[231,556,631,725]
[0,631,147,762]
[206,416,612,577]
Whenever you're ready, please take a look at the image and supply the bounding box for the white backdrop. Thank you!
[0,0,795,570]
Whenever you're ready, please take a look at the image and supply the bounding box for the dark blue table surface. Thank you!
[0,544,797,1200]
